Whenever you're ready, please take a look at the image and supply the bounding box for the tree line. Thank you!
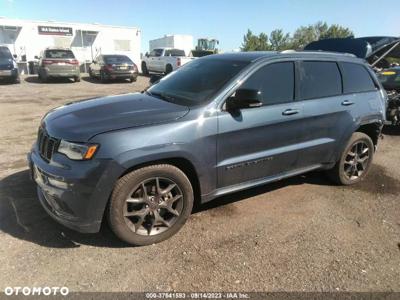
[241,21,353,51]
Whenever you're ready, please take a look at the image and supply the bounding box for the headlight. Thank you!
[57,140,99,160]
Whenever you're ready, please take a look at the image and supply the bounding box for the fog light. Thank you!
[47,177,68,189]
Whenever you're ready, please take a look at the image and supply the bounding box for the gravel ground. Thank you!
[0,75,399,292]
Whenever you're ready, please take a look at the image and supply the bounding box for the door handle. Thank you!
[282,109,300,116]
[341,100,355,106]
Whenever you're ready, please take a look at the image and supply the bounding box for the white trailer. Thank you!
[149,35,193,56]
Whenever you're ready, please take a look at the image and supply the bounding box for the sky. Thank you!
[1,0,399,53]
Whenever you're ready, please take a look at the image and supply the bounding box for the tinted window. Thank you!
[299,61,342,99]
[165,49,185,57]
[341,62,377,93]
[104,55,133,64]
[241,62,294,105]
[148,59,249,106]
[149,49,163,57]
[0,47,12,63]
[45,50,75,59]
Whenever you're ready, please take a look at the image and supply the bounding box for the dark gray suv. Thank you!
[28,52,386,245]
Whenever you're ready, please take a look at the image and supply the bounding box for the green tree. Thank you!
[269,29,291,51]
[242,22,354,52]
[320,24,354,39]
[291,21,353,49]
[241,29,270,51]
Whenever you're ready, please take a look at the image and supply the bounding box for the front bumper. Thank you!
[28,145,125,233]
[0,68,18,80]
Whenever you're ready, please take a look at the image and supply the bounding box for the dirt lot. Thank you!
[0,75,399,292]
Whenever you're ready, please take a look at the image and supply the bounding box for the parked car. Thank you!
[36,48,80,83]
[29,52,386,246]
[378,67,400,125]
[0,46,19,83]
[141,47,194,75]
[89,54,138,83]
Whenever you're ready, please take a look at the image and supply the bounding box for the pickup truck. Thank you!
[141,48,194,75]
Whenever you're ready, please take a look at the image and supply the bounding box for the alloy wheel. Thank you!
[343,141,370,180]
[123,177,184,236]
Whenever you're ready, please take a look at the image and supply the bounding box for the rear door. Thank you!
[295,60,378,168]
[217,61,304,188]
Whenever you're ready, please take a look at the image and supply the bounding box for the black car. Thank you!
[89,54,138,83]
[0,46,19,83]
[378,67,400,125]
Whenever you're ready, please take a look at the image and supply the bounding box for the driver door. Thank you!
[217,61,304,188]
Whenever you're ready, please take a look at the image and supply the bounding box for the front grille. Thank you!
[37,127,59,161]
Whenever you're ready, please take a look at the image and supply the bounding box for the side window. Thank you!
[341,62,377,93]
[241,62,294,105]
[299,61,342,100]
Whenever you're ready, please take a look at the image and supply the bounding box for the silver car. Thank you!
[36,48,80,83]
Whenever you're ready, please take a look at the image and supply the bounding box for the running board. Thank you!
[202,164,323,203]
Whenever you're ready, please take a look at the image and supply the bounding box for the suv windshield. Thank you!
[147,59,249,106]
[0,47,12,63]
[104,55,133,64]
[45,49,75,59]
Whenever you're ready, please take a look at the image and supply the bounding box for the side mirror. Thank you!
[145,52,149,58]
[34,55,39,59]
[13,54,17,59]
[226,89,262,111]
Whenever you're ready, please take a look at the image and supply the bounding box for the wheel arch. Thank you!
[355,122,382,148]
[118,157,202,207]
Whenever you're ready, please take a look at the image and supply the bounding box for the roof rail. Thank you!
[279,49,357,57]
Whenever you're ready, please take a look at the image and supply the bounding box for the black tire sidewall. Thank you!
[141,62,148,75]
[108,165,194,246]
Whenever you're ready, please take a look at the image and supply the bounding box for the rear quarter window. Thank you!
[341,62,377,93]
[299,61,342,100]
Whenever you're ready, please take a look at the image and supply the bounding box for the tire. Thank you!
[141,62,149,76]
[100,71,107,83]
[326,132,374,185]
[108,164,194,246]
[165,64,173,74]
[130,76,137,83]
[74,76,81,82]
[38,72,47,83]
[89,69,94,79]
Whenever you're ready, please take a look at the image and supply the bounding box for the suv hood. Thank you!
[42,93,189,141]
